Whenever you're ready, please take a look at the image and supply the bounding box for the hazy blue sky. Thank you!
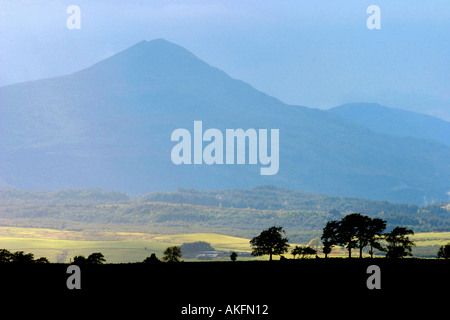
[1,0,449,120]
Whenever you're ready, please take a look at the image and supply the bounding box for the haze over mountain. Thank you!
[329,103,450,147]
[0,39,449,204]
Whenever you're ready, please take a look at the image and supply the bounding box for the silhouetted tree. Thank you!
[437,243,450,259]
[291,246,317,259]
[162,246,182,262]
[73,255,87,265]
[384,227,415,258]
[0,249,49,263]
[339,213,366,258]
[0,249,12,263]
[143,253,161,263]
[321,214,387,258]
[230,251,238,262]
[87,252,106,264]
[11,251,34,264]
[344,214,386,258]
[304,246,317,258]
[35,257,50,263]
[291,246,300,259]
[367,218,387,258]
[73,253,106,265]
[250,226,289,261]
[321,220,339,258]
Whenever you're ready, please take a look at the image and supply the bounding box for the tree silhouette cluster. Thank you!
[143,246,183,263]
[0,249,49,264]
[248,214,419,260]
[291,245,317,259]
[437,243,450,259]
[72,252,106,265]
[322,213,415,258]
[249,226,318,260]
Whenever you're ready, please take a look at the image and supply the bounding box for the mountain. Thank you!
[0,39,449,204]
[328,103,450,146]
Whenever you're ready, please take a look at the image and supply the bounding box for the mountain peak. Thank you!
[146,38,176,45]
[1,40,449,204]
[75,38,202,80]
[70,39,279,107]
[125,38,191,54]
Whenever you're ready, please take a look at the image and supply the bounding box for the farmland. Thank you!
[0,226,254,263]
[0,226,448,263]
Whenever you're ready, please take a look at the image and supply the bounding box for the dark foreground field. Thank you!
[1,259,448,318]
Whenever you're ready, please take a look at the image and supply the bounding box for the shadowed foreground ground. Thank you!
[1,259,448,318]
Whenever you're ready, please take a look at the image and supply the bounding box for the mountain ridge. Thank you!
[329,103,450,146]
[0,39,448,204]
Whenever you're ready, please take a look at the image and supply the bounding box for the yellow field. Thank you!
[0,227,448,263]
[0,227,254,263]
[153,233,252,252]
[410,231,450,246]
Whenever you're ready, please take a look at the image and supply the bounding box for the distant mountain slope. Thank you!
[137,185,422,213]
[0,39,449,204]
[328,103,450,146]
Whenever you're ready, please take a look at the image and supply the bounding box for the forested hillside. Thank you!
[1,186,448,243]
[138,185,423,212]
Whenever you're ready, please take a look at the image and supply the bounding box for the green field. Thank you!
[0,227,448,263]
[0,227,255,263]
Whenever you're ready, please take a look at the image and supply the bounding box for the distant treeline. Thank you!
[137,186,449,231]
[0,186,448,242]
[0,188,129,204]
[138,185,447,213]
